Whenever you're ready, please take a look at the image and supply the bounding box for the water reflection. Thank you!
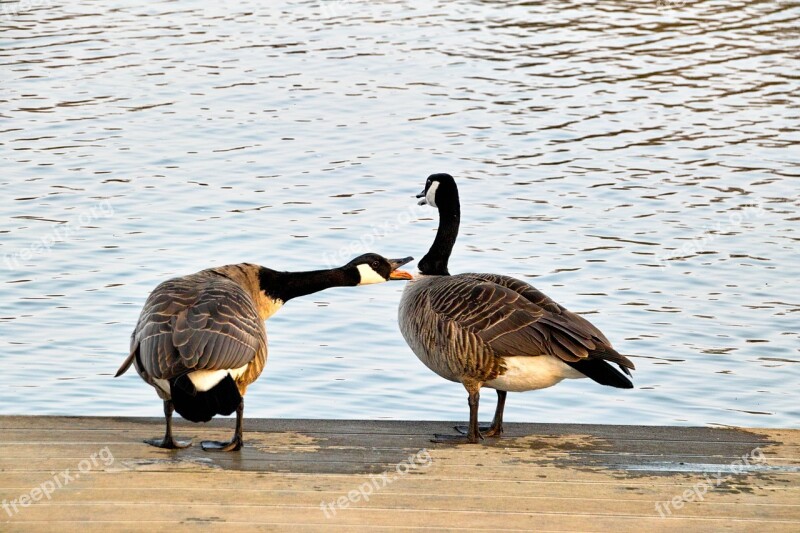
[0,0,798,427]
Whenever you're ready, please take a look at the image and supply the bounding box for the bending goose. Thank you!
[116,253,413,451]
[398,174,634,443]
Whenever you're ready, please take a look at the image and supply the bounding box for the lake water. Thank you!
[1,0,798,428]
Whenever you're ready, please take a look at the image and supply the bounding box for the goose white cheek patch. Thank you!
[356,263,386,285]
[424,181,439,207]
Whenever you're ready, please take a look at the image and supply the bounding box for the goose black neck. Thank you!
[258,267,358,303]
[418,193,460,276]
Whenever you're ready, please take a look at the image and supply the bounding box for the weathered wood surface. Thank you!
[0,416,798,532]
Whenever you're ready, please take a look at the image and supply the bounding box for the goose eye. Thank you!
[371,261,379,268]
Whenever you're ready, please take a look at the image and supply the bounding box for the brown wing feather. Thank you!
[431,273,634,370]
[462,273,610,343]
[471,273,634,370]
[131,271,265,381]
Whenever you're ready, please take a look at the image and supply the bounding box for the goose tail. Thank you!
[565,358,634,389]
[115,348,136,378]
[169,373,242,423]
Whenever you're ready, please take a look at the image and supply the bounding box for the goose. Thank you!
[398,174,634,443]
[116,253,413,451]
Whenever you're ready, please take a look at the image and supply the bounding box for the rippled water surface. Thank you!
[1,0,799,427]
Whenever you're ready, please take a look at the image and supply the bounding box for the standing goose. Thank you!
[398,174,634,444]
[116,253,413,451]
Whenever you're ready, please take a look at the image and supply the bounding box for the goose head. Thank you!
[417,173,457,209]
[344,253,414,285]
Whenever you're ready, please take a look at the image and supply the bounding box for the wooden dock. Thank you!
[0,416,798,531]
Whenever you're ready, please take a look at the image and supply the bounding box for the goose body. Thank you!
[400,274,596,388]
[117,254,413,451]
[398,174,634,443]
[124,265,271,429]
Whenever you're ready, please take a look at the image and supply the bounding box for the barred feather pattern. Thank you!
[129,264,274,398]
[398,273,634,386]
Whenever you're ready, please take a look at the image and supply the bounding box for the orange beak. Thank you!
[389,270,413,280]
[388,257,414,280]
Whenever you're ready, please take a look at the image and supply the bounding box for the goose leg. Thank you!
[483,390,506,437]
[145,400,192,449]
[455,389,506,437]
[465,388,482,443]
[201,400,244,452]
[433,383,484,444]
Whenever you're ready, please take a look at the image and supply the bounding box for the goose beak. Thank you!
[388,256,414,280]
[416,189,428,206]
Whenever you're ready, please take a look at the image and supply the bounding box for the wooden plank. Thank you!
[2,437,798,462]
[0,416,788,444]
[1,487,798,520]
[0,416,797,532]
[4,501,800,528]
[4,503,800,532]
[4,470,797,495]
[0,481,797,504]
